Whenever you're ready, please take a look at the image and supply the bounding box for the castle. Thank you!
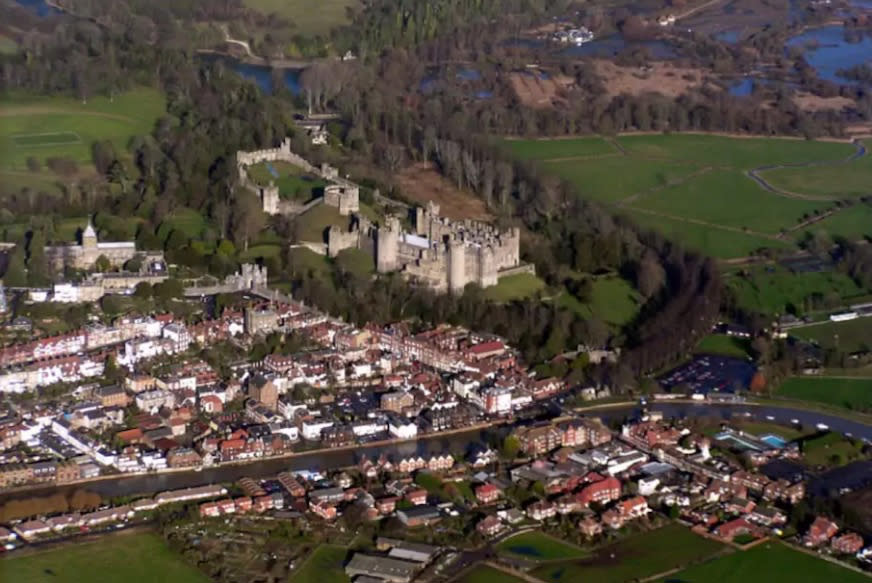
[236,138,358,217]
[44,219,159,272]
[328,201,526,293]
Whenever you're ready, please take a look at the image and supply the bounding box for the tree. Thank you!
[95,254,112,272]
[231,191,266,251]
[501,435,521,460]
[154,278,184,302]
[26,156,41,172]
[133,281,153,299]
[636,253,666,299]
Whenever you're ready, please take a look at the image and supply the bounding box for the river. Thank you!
[3,401,870,503]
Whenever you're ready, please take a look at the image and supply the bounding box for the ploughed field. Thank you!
[504,135,872,260]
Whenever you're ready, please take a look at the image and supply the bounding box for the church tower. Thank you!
[81,218,98,249]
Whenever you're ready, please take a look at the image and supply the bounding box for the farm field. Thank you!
[496,530,588,561]
[531,523,725,583]
[777,376,872,411]
[696,334,751,357]
[289,544,350,583]
[759,141,872,199]
[790,317,872,352]
[506,134,863,260]
[659,542,869,583]
[456,564,525,583]
[484,273,546,302]
[1,531,210,583]
[0,88,165,173]
[726,267,866,316]
[243,0,357,36]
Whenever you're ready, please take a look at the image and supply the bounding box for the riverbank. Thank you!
[195,49,315,70]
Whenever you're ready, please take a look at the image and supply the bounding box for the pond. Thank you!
[14,0,62,17]
[787,25,872,83]
[564,35,677,59]
[198,55,301,94]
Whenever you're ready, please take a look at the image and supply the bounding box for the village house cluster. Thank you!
[0,284,568,489]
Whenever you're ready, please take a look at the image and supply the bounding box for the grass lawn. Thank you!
[239,243,282,261]
[334,247,375,277]
[659,542,869,583]
[246,160,326,201]
[532,523,725,583]
[485,273,546,302]
[726,267,865,316]
[296,203,365,243]
[496,531,588,561]
[157,208,210,241]
[801,431,865,467]
[778,377,872,412]
[616,134,853,169]
[0,531,209,583]
[289,247,331,275]
[545,157,702,204]
[558,276,641,326]
[243,0,357,36]
[625,209,790,259]
[696,334,751,358]
[0,88,165,173]
[290,544,350,583]
[791,318,872,352]
[503,136,618,160]
[759,142,872,199]
[631,170,827,235]
[456,564,525,583]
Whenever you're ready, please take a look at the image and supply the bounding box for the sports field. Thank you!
[243,0,357,35]
[791,317,872,352]
[289,544,350,583]
[0,88,165,178]
[496,530,588,561]
[531,523,725,583]
[1,531,209,583]
[659,542,869,583]
[505,134,864,259]
[777,376,872,411]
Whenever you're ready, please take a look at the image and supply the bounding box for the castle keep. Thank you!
[329,201,525,293]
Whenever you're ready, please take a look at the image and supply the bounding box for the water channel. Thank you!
[3,401,870,503]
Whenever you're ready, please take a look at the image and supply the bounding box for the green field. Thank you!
[802,431,866,467]
[0,532,209,583]
[778,376,872,411]
[290,544,350,583]
[726,267,865,316]
[558,276,641,326]
[0,88,166,174]
[506,134,860,260]
[504,136,618,160]
[496,531,588,561]
[791,318,872,352]
[760,142,872,199]
[456,564,525,583]
[531,524,725,583]
[484,273,546,301]
[246,161,326,201]
[660,542,869,583]
[545,157,702,204]
[616,134,852,168]
[696,334,751,357]
[243,0,357,35]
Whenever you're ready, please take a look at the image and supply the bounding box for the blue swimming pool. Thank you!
[760,434,787,448]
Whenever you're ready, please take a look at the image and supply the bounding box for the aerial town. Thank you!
[5,0,872,582]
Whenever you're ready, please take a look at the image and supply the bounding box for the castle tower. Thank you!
[261,182,279,215]
[376,216,400,273]
[81,218,97,249]
[448,238,466,293]
[477,246,498,288]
